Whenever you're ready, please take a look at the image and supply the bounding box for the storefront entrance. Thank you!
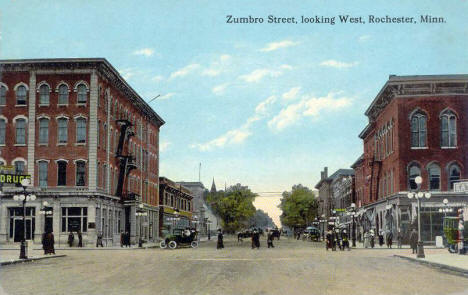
[9,207,35,242]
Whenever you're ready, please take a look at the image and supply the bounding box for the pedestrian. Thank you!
[326,230,333,251]
[125,231,130,247]
[120,231,124,247]
[363,231,369,248]
[77,230,83,247]
[386,230,393,249]
[267,230,274,248]
[208,230,211,241]
[378,229,384,247]
[409,228,418,254]
[96,231,104,247]
[342,230,350,251]
[335,230,342,251]
[397,230,403,249]
[42,232,48,255]
[252,228,260,249]
[68,231,74,247]
[217,229,224,249]
[369,230,375,248]
[47,232,55,254]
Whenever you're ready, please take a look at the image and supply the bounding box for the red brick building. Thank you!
[0,58,164,246]
[353,75,468,243]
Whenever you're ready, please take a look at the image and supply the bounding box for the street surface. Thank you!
[0,237,467,295]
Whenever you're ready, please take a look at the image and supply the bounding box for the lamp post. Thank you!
[350,203,357,247]
[438,198,452,217]
[407,176,431,258]
[206,220,212,240]
[39,201,53,232]
[13,178,36,259]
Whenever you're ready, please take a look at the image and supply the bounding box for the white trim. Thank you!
[0,157,6,165]
[36,81,52,92]
[12,157,27,165]
[73,158,88,164]
[410,147,428,150]
[73,80,90,92]
[0,82,8,91]
[36,159,50,163]
[56,115,70,121]
[73,114,87,120]
[439,107,458,118]
[441,146,457,149]
[13,82,29,91]
[55,81,71,92]
[37,114,51,120]
[13,115,28,123]
[54,159,69,163]
[0,115,8,123]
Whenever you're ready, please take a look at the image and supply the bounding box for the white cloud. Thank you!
[282,87,301,101]
[118,68,136,80]
[169,64,200,79]
[133,48,155,57]
[268,92,352,131]
[160,141,171,152]
[239,69,282,83]
[320,60,358,69]
[212,83,230,95]
[202,54,232,77]
[255,95,276,114]
[280,64,293,70]
[159,93,176,100]
[260,40,299,52]
[152,75,164,82]
[359,35,371,41]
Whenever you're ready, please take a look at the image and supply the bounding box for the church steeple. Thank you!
[210,177,217,193]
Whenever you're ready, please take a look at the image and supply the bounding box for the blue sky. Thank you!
[2,0,467,225]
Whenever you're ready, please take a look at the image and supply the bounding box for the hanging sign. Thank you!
[0,174,31,184]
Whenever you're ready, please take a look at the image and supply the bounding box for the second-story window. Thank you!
[76,118,86,143]
[38,161,48,187]
[77,84,87,103]
[449,164,461,190]
[57,160,67,186]
[428,163,440,191]
[14,161,25,175]
[0,119,6,145]
[0,86,6,105]
[58,118,68,143]
[15,118,26,144]
[58,84,69,105]
[76,161,86,186]
[441,110,457,148]
[39,118,49,144]
[16,85,27,105]
[39,84,50,105]
[408,163,421,190]
[410,111,427,148]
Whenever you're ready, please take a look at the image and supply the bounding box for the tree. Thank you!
[279,184,318,229]
[206,184,256,233]
[248,209,276,229]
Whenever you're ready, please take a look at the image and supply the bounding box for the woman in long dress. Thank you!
[217,229,224,249]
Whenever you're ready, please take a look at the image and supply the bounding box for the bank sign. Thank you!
[0,174,31,185]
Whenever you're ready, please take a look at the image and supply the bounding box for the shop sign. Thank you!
[0,174,31,184]
[454,181,468,193]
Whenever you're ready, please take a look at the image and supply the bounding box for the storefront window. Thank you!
[61,207,88,232]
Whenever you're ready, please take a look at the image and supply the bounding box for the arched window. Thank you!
[39,84,50,105]
[76,161,86,186]
[440,110,457,148]
[57,160,67,186]
[0,85,6,105]
[410,111,427,148]
[408,163,421,190]
[15,118,26,144]
[57,118,68,143]
[427,163,441,190]
[14,160,25,175]
[448,164,461,190]
[77,84,87,103]
[38,161,48,187]
[58,84,69,105]
[76,118,86,143]
[0,119,6,145]
[16,85,27,105]
[38,118,49,144]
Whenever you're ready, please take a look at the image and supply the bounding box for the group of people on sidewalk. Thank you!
[326,229,351,251]
[67,230,83,247]
[41,232,55,255]
[216,228,276,249]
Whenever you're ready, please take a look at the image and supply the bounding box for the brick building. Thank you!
[0,58,164,246]
[353,75,468,243]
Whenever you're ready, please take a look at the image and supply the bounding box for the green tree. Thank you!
[206,184,256,233]
[279,184,318,229]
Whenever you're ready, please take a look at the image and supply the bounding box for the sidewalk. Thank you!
[394,248,468,277]
[0,252,66,266]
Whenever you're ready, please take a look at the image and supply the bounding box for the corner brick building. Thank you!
[353,75,468,243]
[0,58,164,246]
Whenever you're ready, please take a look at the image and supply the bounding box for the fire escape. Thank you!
[115,118,137,201]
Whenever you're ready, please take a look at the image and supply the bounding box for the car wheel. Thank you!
[168,241,177,249]
[159,241,167,249]
[191,241,199,248]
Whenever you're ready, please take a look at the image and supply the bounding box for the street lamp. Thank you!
[438,198,452,216]
[13,178,36,259]
[206,220,212,240]
[350,203,357,247]
[407,176,431,258]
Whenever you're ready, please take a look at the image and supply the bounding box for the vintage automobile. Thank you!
[160,229,198,249]
[443,217,468,253]
[302,226,321,241]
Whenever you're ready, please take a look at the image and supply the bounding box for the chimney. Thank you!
[321,172,324,180]
[324,167,328,178]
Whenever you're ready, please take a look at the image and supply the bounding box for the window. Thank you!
[58,84,69,105]
[76,161,86,186]
[16,85,27,105]
[61,207,88,232]
[14,161,25,175]
[408,163,421,190]
[96,162,100,187]
[428,163,440,190]
[57,161,67,186]
[441,110,457,148]
[103,124,107,150]
[411,111,427,148]
[0,119,5,144]
[15,118,26,144]
[76,118,86,143]
[38,161,48,187]
[39,84,49,105]
[77,84,87,103]
[58,118,68,143]
[0,86,6,105]
[97,121,100,147]
[448,164,461,190]
[38,118,49,144]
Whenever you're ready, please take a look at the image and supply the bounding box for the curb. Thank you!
[394,255,468,277]
[0,254,67,266]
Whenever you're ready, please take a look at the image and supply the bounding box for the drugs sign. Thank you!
[0,174,31,185]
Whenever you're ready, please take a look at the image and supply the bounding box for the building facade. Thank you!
[353,75,468,243]
[0,58,164,246]
[159,177,193,237]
